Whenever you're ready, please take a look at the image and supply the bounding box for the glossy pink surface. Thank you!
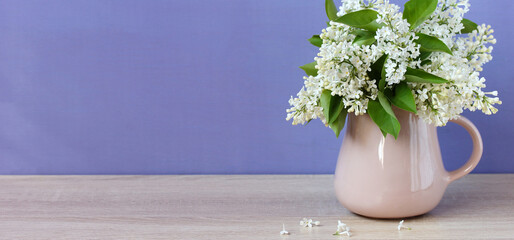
[334,109,483,218]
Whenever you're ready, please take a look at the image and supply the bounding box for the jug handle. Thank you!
[447,116,483,183]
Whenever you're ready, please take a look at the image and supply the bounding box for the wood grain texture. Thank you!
[0,174,512,239]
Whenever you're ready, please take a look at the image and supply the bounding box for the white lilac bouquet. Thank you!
[286,0,501,138]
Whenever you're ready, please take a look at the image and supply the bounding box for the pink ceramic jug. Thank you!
[334,108,483,218]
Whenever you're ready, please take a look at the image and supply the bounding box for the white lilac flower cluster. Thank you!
[334,220,352,236]
[281,219,410,236]
[414,23,499,125]
[397,220,411,231]
[300,217,321,227]
[286,0,500,129]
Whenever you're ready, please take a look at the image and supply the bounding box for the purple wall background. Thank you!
[0,0,512,174]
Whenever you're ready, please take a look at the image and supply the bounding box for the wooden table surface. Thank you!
[0,174,513,239]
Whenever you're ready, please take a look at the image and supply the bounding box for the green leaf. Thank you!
[381,55,388,81]
[321,90,332,122]
[329,108,348,138]
[415,33,453,55]
[321,90,345,124]
[368,54,387,81]
[308,35,323,47]
[377,91,395,116]
[334,9,382,32]
[389,82,417,114]
[353,35,376,46]
[352,30,376,46]
[418,51,431,61]
[378,55,388,91]
[351,29,371,36]
[320,90,348,137]
[420,60,432,66]
[299,62,318,76]
[367,92,400,139]
[325,0,338,21]
[380,128,388,137]
[378,78,386,92]
[403,0,438,30]
[404,67,448,83]
[461,18,478,34]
